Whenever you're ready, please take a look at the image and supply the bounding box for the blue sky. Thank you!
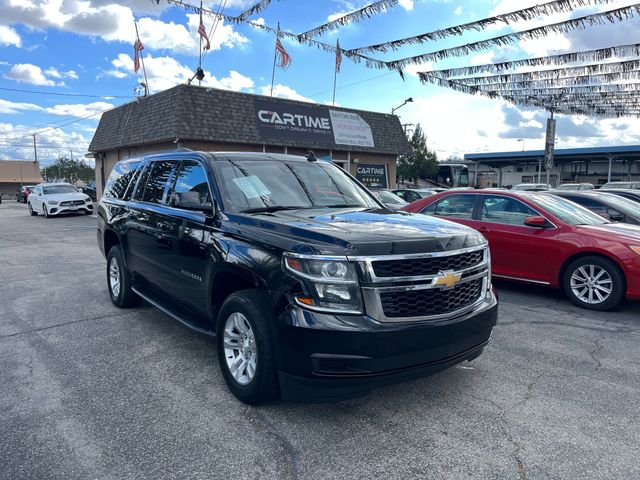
[0,0,639,167]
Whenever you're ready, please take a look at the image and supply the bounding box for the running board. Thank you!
[132,286,216,337]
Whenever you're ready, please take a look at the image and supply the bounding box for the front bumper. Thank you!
[274,293,498,402]
[47,203,93,215]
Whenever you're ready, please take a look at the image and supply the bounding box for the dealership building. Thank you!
[0,160,42,197]
[465,145,640,188]
[89,84,410,197]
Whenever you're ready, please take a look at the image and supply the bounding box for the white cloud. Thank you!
[454,6,463,16]
[0,25,21,47]
[44,67,79,79]
[258,84,314,102]
[107,53,255,93]
[0,122,92,162]
[0,99,43,114]
[399,0,414,11]
[45,102,115,117]
[0,0,248,55]
[4,64,63,86]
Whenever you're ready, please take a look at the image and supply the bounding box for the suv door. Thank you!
[126,159,179,291]
[161,159,214,314]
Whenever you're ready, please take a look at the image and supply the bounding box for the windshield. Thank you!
[600,193,640,218]
[43,185,77,195]
[214,159,379,212]
[527,194,609,225]
[376,191,407,205]
[602,182,634,189]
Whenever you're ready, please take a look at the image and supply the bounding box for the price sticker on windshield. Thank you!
[233,176,271,199]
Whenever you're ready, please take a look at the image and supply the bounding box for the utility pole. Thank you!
[32,133,38,164]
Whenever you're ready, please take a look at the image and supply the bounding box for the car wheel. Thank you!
[217,290,279,405]
[563,256,625,311]
[106,245,140,308]
[28,202,37,216]
[43,205,49,218]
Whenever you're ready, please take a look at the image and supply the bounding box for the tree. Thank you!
[397,124,438,186]
[41,156,95,184]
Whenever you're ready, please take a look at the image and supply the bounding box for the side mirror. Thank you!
[524,215,550,228]
[608,211,624,222]
[170,191,216,216]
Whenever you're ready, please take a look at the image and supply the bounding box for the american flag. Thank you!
[275,37,292,70]
[198,18,211,50]
[133,37,144,73]
[335,39,342,74]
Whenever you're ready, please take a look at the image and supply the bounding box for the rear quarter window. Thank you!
[103,161,142,200]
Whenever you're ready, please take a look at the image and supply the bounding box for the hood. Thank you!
[576,222,640,244]
[224,207,485,256]
[43,192,90,202]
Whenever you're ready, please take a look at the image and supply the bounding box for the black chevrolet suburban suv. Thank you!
[97,150,497,404]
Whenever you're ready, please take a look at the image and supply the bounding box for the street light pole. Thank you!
[517,138,525,151]
[391,97,413,115]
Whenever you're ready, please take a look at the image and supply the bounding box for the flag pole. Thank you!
[332,39,341,106]
[270,22,279,97]
[135,22,149,96]
[332,63,338,106]
[198,1,203,86]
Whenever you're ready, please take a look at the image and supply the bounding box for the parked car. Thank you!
[550,191,640,224]
[16,185,36,203]
[98,151,497,404]
[391,188,439,203]
[512,183,550,191]
[600,181,640,190]
[27,183,93,217]
[403,190,640,311]
[370,190,408,210]
[599,189,640,204]
[79,184,97,201]
[556,183,594,191]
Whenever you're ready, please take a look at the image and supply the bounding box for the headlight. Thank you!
[283,255,362,313]
[84,196,91,202]
[47,200,59,205]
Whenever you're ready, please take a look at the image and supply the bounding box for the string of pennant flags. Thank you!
[133,0,640,117]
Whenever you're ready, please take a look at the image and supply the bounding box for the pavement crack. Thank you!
[246,408,297,480]
[0,313,127,339]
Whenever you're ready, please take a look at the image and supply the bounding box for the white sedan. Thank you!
[27,183,93,218]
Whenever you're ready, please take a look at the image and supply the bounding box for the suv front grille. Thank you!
[379,278,483,318]
[60,200,84,206]
[372,249,484,278]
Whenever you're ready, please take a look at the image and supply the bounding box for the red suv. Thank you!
[403,190,640,310]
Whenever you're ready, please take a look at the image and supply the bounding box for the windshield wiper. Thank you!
[240,206,307,214]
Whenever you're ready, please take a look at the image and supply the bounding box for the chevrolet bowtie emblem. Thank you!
[432,271,462,289]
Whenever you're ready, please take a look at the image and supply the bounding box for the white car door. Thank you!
[33,186,44,212]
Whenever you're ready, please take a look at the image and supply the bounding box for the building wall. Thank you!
[95,142,398,198]
[0,161,43,196]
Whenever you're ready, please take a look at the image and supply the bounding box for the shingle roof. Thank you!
[89,84,411,156]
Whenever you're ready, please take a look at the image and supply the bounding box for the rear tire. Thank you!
[106,245,140,308]
[563,256,625,311]
[28,202,37,216]
[216,290,279,405]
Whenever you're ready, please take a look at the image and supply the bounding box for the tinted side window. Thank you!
[480,196,537,226]
[169,160,212,209]
[432,194,477,219]
[141,160,177,204]
[103,161,141,199]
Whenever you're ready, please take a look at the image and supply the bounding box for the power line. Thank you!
[0,86,131,98]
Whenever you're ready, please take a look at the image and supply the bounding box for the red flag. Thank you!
[335,39,342,74]
[198,18,211,50]
[275,37,292,70]
[133,36,144,73]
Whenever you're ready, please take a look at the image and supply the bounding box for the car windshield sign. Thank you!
[43,185,77,194]
[214,159,379,213]
[529,194,609,225]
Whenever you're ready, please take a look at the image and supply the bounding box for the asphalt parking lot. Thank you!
[1,200,639,480]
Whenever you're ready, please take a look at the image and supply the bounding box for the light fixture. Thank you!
[391,97,414,115]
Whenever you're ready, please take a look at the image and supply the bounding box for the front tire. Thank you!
[106,245,140,308]
[43,205,49,218]
[28,202,37,216]
[217,290,279,405]
[563,256,625,311]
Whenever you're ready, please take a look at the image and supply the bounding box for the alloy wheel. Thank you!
[570,264,613,305]
[223,312,257,385]
[108,256,121,299]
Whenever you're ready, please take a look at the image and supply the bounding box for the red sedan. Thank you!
[403,190,640,310]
